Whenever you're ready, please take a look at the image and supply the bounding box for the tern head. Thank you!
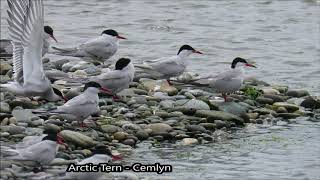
[84,81,111,94]
[115,58,131,70]
[44,26,58,42]
[177,44,203,56]
[231,57,257,69]
[101,29,126,40]
[93,145,123,161]
[42,133,66,146]
[52,87,68,102]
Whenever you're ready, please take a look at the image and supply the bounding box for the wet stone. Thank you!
[286,89,309,98]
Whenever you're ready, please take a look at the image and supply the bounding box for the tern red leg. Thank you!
[79,121,88,128]
[112,95,121,101]
[222,93,227,102]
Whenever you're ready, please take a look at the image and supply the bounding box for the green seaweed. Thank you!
[243,86,262,100]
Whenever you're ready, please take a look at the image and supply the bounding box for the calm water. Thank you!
[1,0,320,179]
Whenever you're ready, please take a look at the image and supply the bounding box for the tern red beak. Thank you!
[57,133,68,148]
[50,35,58,43]
[100,87,113,95]
[112,154,123,161]
[192,50,203,54]
[245,63,257,68]
[63,96,68,103]
[117,35,126,40]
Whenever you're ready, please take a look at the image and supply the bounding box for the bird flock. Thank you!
[0,0,257,178]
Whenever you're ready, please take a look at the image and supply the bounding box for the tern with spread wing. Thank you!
[208,57,256,102]
[51,29,126,62]
[135,44,202,85]
[0,0,64,101]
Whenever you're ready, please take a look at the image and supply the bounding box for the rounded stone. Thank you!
[276,107,288,113]
[44,123,61,133]
[113,132,128,141]
[273,102,300,112]
[1,118,9,126]
[214,120,228,129]
[60,130,95,148]
[101,125,122,134]
[135,130,149,140]
[256,97,274,104]
[185,125,207,133]
[181,138,198,145]
[286,90,309,98]
[0,102,11,113]
[145,123,173,134]
[122,138,136,146]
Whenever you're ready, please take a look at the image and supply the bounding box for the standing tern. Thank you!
[2,133,66,168]
[47,82,109,127]
[0,0,64,101]
[0,25,57,57]
[68,58,135,100]
[135,44,202,85]
[209,57,256,102]
[51,29,126,62]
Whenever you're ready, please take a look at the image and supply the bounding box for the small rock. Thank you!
[277,113,301,119]
[135,130,149,140]
[159,100,175,109]
[247,112,259,119]
[256,97,274,104]
[286,89,309,98]
[9,98,39,109]
[44,123,61,133]
[52,59,70,70]
[0,61,12,75]
[300,96,320,109]
[113,132,128,141]
[261,88,280,95]
[175,99,210,110]
[30,119,44,126]
[122,138,136,146]
[181,138,198,145]
[216,102,248,117]
[276,107,288,113]
[1,118,9,126]
[73,69,87,76]
[185,125,207,133]
[145,123,173,134]
[214,120,228,129]
[0,102,10,113]
[60,130,95,148]
[273,102,300,112]
[253,108,275,115]
[122,123,141,132]
[195,110,244,125]
[140,79,178,95]
[199,123,216,130]
[272,85,288,93]
[1,125,26,135]
[263,94,285,102]
[101,125,122,134]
